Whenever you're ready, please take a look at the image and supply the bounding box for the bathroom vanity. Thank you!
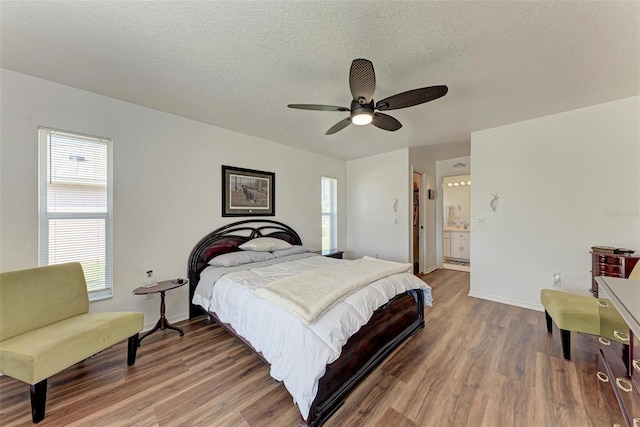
[443,228,470,260]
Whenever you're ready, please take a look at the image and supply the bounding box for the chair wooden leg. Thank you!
[30,379,47,423]
[128,333,139,366]
[561,329,571,360]
[545,310,553,333]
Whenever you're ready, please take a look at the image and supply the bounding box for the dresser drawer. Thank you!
[599,300,630,345]
[601,344,640,426]
[594,254,625,265]
[597,350,629,427]
[594,263,624,276]
[452,232,469,240]
[633,333,640,391]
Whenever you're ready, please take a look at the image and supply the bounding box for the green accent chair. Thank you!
[0,262,143,423]
[541,288,628,360]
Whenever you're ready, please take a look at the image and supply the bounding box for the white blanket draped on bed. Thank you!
[192,254,432,420]
[255,256,413,324]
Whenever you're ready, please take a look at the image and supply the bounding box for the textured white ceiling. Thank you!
[1,1,638,161]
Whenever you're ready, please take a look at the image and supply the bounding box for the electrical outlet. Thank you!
[553,272,561,287]
[146,270,153,280]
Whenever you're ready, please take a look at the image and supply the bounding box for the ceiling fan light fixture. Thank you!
[351,112,373,126]
[287,59,447,135]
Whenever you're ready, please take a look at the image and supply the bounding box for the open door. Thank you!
[412,172,421,274]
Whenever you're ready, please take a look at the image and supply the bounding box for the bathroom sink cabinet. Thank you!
[444,230,469,260]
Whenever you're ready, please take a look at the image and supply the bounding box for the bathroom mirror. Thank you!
[443,174,471,228]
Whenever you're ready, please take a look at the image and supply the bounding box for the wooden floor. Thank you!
[0,269,623,426]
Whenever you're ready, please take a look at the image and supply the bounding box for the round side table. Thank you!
[132,278,188,345]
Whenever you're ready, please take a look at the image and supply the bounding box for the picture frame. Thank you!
[222,165,275,217]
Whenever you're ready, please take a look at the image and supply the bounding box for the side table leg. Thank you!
[158,290,184,336]
[138,290,184,345]
[138,317,162,345]
[163,321,184,336]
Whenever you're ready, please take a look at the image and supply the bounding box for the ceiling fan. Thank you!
[288,59,448,135]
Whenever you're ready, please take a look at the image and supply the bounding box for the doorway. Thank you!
[412,172,421,274]
[442,174,471,272]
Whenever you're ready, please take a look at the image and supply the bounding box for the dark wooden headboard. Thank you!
[187,219,303,318]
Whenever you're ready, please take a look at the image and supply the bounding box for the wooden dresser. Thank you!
[590,251,639,297]
[596,276,640,427]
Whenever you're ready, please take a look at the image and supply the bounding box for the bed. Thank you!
[188,220,431,427]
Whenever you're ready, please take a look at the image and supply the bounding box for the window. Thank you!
[38,128,113,300]
[321,177,337,250]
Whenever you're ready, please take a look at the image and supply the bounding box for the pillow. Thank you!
[272,245,311,258]
[239,237,292,252]
[208,250,275,267]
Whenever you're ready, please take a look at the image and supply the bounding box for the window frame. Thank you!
[38,127,114,301]
[321,176,337,251]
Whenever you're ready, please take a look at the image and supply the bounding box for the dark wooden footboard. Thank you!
[193,289,425,427]
[302,289,424,427]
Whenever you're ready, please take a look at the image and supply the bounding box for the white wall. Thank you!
[346,149,411,263]
[470,96,639,310]
[0,69,346,329]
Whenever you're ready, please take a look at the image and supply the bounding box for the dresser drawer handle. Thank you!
[615,377,632,393]
[598,301,609,308]
[613,330,629,343]
[597,371,609,383]
[633,359,640,373]
[634,418,640,427]
[598,337,611,346]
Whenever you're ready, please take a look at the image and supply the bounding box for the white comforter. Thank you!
[192,254,432,420]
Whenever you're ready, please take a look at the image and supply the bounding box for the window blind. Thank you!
[39,128,113,299]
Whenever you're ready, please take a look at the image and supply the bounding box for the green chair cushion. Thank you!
[0,311,143,384]
[540,289,599,335]
[541,289,628,343]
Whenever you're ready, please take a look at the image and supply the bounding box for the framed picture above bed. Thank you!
[222,165,275,217]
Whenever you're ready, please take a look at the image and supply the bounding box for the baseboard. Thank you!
[467,290,544,312]
[444,263,470,272]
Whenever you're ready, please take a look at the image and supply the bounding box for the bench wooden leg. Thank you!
[30,379,47,423]
[561,329,571,360]
[545,310,553,333]
[623,343,630,375]
[128,333,139,366]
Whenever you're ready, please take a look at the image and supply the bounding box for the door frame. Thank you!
[410,167,426,274]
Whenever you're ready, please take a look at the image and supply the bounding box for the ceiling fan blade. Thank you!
[288,104,350,112]
[325,118,351,135]
[376,85,448,111]
[349,59,376,104]
[372,112,402,131]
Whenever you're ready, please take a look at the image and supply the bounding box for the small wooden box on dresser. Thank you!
[590,250,639,297]
[596,275,640,427]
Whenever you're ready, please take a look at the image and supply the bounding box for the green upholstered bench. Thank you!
[0,262,143,423]
[540,289,628,360]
